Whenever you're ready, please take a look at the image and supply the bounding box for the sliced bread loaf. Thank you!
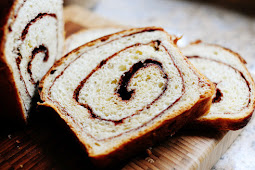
[0,0,64,124]
[182,41,255,130]
[64,28,255,131]
[39,27,214,166]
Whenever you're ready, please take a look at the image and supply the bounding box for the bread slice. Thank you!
[0,0,64,124]
[182,41,255,130]
[64,28,122,55]
[39,27,214,166]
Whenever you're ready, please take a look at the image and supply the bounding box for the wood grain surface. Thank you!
[0,5,243,170]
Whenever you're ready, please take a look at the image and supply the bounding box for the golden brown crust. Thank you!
[192,114,253,131]
[89,95,212,167]
[0,0,26,126]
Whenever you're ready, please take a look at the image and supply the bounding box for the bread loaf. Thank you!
[64,29,255,131]
[0,0,64,124]
[182,41,255,130]
[39,27,214,166]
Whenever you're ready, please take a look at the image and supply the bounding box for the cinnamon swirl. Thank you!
[183,42,255,130]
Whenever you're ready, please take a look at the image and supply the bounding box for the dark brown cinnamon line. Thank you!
[15,13,57,98]
[213,88,223,103]
[116,59,166,101]
[21,13,57,41]
[16,56,31,101]
[74,42,170,124]
[187,56,251,108]
[122,27,164,37]
[27,45,49,85]
[81,103,124,125]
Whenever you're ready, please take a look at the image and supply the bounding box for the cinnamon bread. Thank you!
[39,27,214,166]
[0,0,64,124]
[64,29,255,131]
[182,42,255,130]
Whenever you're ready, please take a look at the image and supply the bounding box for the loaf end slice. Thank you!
[0,0,64,124]
[182,42,255,130]
[39,27,214,166]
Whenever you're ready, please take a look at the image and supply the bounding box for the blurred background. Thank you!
[64,0,255,15]
[63,0,255,67]
[63,0,255,169]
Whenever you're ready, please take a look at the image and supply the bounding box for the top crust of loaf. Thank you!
[39,27,214,163]
[183,41,255,130]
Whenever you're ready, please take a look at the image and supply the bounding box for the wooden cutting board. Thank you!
[0,5,243,170]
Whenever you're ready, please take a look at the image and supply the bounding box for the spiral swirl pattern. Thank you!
[6,0,63,114]
[72,41,183,128]
[40,28,213,143]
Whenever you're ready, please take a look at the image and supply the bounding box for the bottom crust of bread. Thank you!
[190,114,253,131]
[91,94,212,167]
[40,92,212,167]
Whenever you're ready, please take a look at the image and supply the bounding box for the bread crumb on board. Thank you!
[145,157,155,163]
[145,147,154,163]
[146,148,152,156]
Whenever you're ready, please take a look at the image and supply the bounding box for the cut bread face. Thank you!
[0,0,64,123]
[64,28,122,55]
[39,27,214,164]
[182,42,255,130]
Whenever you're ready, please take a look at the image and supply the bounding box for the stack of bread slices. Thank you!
[0,1,254,167]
